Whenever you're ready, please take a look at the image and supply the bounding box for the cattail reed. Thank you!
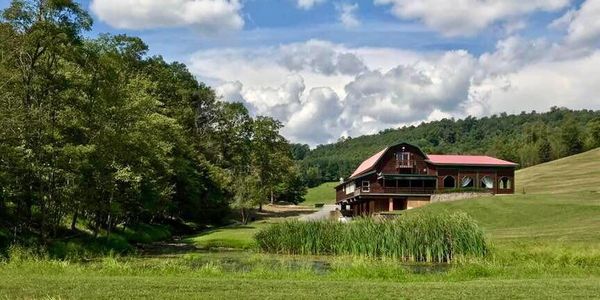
[254,212,487,263]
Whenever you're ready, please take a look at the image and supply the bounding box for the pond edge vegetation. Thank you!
[255,211,488,263]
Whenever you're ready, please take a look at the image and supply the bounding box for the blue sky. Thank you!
[0,0,577,58]
[1,0,599,146]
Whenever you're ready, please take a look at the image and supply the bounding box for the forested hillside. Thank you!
[298,108,600,184]
[0,1,303,246]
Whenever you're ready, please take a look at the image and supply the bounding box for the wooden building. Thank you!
[335,143,517,216]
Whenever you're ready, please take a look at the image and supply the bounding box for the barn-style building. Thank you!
[335,143,517,216]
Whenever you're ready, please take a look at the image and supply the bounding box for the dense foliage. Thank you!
[299,108,600,184]
[255,212,487,262]
[0,0,304,245]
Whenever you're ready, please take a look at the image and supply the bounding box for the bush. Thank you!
[0,229,8,251]
[255,211,487,263]
[123,224,172,244]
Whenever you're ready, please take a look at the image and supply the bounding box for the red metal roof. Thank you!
[347,143,518,180]
[426,155,517,166]
[350,148,388,178]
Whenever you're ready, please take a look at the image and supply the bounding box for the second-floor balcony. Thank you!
[382,186,436,194]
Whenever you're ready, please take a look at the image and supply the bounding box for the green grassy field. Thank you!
[418,193,600,246]
[184,206,315,249]
[515,147,600,194]
[184,222,269,249]
[302,182,337,206]
[2,270,598,299]
[1,151,600,299]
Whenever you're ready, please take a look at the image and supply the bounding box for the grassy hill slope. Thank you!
[418,193,600,246]
[302,182,337,206]
[515,147,600,194]
[417,149,600,250]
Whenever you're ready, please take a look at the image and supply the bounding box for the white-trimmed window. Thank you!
[499,177,511,189]
[362,180,370,192]
[461,176,474,188]
[345,182,355,195]
[480,176,494,189]
[396,152,411,167]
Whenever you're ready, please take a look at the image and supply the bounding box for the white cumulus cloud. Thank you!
[90,0,244,33]
[283,87,344,144]
[279,40,367,76]
[374,0,571,37]
[193,35,600,146]
[555,0,600,48]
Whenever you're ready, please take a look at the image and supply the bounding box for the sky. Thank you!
[2,0,600,146]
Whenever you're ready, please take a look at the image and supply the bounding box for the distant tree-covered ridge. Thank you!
[297,108,600,185]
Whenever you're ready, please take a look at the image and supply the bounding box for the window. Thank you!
[396,152,411,167]
[362,181,370,192]
[443,176,456,188]
[480,176,494,189]
[461,176,474,188]
[345,182,355,195]
[499,177,511,189]
[398,179,410,187]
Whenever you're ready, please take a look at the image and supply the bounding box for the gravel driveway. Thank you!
[299,205,340,221]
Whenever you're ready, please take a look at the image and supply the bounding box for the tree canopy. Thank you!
[0,0,304,242]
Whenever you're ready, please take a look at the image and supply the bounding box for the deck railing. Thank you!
[382,187,436,194]
[351,187,436,196]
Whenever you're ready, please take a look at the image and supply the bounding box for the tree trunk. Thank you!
[240,208,247,224]
[0,194,5,216]
[93,217,100,239]
[106,208,112,241]
[270,189,274,205]
[70,210,78,231]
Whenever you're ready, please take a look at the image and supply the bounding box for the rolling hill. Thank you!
[302,182,338,206]
[417,148,600,248]
[515,147,600,194]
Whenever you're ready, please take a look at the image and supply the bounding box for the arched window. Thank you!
[461,176,474,188]
[499,177,511,189]
[443,176,456,188]
[480,176,494,189]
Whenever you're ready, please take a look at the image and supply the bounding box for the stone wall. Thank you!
[430,192,491,203]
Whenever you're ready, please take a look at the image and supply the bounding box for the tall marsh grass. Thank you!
[255,212,487,262]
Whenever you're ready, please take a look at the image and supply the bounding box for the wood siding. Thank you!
[334,143,517,215]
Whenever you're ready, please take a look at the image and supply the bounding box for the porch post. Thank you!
[389,197,394,211]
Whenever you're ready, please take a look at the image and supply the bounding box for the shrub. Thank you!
[0,229,8,251]
[123,224,172,244]
[255,211,487,263]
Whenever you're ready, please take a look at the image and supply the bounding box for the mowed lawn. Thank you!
[184,206,315,249]
[417,192,600,246]
[515,147,600,194]
[2,272,598,300]
[183,223,266,249]
[301,182,338,206]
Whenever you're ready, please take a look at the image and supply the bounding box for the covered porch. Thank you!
[378,173,437,194]
[341,195,431,216]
